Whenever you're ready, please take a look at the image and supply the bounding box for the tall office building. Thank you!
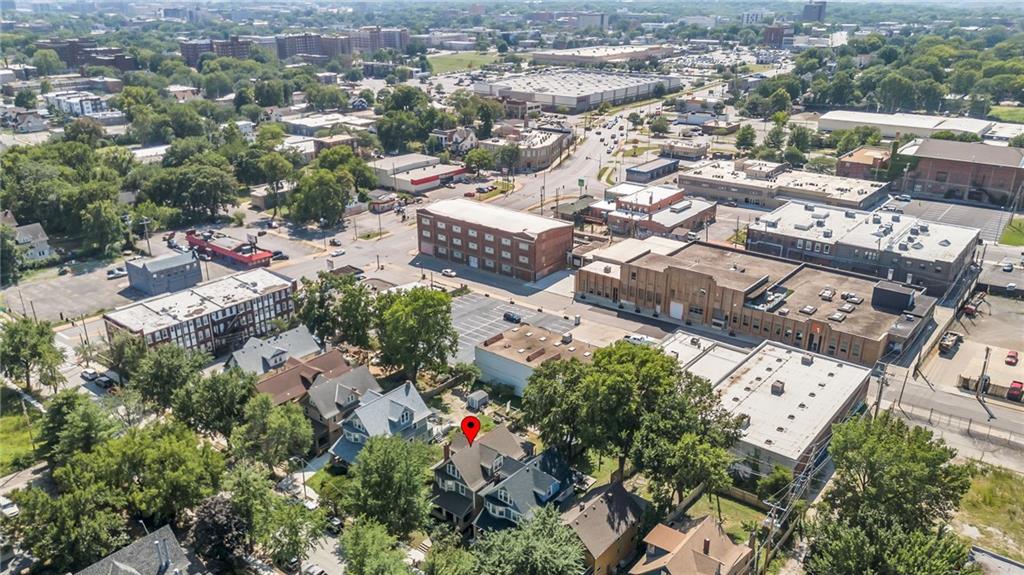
[802,0,826,22]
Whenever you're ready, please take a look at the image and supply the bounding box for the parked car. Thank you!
[272,253,290,261]
[1008,380,1023,402]
[106,267,127,279]
[895,194,912,202]
[326,516,343,534]
[441,268,457,277]
[329,238,343,246]
[198,253,211,261]
[623,334,659,346]
[81,368,98,381]
[302,565,326,575]
[464,191,476,198]
[1006,350,1019,366]
[331,249,346,257]
[0,496,19,518]
[1003,262,1015,272]
[95,375,114,389]
[939,332,963,354]
[502,311,522,323]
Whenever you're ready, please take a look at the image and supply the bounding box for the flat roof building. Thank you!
[746,201,980,294]
[126,252,203,296]
[716,341,870,473]
[370,154,466,193]
[626,157,680,184]
[282,113,375,137]
[836,145,890,181]
[104,269,295,354]
[575,237,934,367]
[817,110,1024,144]
[530,45,674,65]
[474,70,681,114]
[897,138,1024,207]
[475,326,598,396]
[677,159,890,209]
[478,129,568,172]
[418,199,574,282]
[659,330,749,384]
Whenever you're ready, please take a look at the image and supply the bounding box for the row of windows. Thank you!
[795,239,831,255]
[422,221,529,250]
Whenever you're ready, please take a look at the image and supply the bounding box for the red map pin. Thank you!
[461,416,481,446]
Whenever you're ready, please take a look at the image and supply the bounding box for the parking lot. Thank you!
[450,292,575,363]
[893,198,1013,243]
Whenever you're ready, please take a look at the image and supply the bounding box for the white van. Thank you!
[623,334,659,346]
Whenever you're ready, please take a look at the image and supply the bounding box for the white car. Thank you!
[81,368,98,381]
[0,496,19,518]
[106,267,127,279]
[441,268,457,277]
[331,249,346,257]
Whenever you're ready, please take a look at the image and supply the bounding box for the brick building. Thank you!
[418,199,573,281]
[836,146,890,181]
[179,39,212,67]
[276,33,322,59]
[35,37,97,67]
[575,238,934,367]
[897,138,1024,207]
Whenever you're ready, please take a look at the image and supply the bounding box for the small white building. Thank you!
[475,326,599,396]
[43,90,106,116]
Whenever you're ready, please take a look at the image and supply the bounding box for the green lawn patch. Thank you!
[686,493,765,545]
[358,230,387,241]
[0,387,39,476]
[957,464,1024,561]
[580,450,623,487]
[989,106,1024,124]
[729,227,748,245]
[619,145,659,158]
[598,166,610,181]
[428,52,498,74]
[999,216,1024,246]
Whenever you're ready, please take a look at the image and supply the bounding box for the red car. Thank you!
[1008,381,1023,402]
[1007,350,1019,366]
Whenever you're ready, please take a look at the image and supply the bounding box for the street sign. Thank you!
[577,178,584,187]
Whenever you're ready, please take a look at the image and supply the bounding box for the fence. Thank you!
[890,401,1024,450]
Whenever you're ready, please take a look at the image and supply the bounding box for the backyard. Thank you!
[686,492,766,545]
[956,464,1024,561]
[428,52,498,74]
[0,388,39,476]
[989,106,1024,124]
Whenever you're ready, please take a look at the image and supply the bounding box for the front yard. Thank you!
[0,388,39,476]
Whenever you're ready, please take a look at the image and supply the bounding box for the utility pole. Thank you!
[874,367,888,417]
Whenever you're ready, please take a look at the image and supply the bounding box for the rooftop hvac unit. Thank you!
[872,214,882,224]
[771,380,785,395]
[892,214,901,222]
[845,210,856,218]
[898,242,908,251]
[801,353,814,366]
[823,229,833,238]
[919,223,929,232]
[909,227,919,235]
[803,204,815,211]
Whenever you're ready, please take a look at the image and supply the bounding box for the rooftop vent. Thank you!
[801,353,814,366]
[819,289,835,301]
[804,204,815,211]
[799,305,817,315]
[898,242,909,251]
[892,214,901,222]
[828,312,846,322]
[771,380,785,395]
[823,229,833,238]
[919,223,929,232]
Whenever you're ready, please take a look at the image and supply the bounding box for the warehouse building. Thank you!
[126,252,203,296]
[104,269,295,354]
[817,110,1024,143]
[626,157,680,183]
[473,70,681,114]
[574,238,934,367]
[370,153,467,193]
[717,341,870,474]
[418,199,574,281]
[746,201,979,296]
[677,159,890,209]
[896,138,1024,207]
[475,326,599,396]
[530,45,674,65]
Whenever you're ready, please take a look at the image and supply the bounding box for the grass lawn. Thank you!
[598,166,610,181]
[686,493,765,545]
[0,388,39,476]
[989,106,1024,124]
[428,52,498,74]
[957,464,1024,561]
[358,230,388,241]
[999,216,1024,246]
[618,145,659,158]
[729,227,748,245]
[580,450,623,487]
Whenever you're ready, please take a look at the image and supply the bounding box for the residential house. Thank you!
[226,325,322,376]
[14,223,51,261]
[628,517,753,575]
[431,424,534,532]
[256,348,352,405]
[328,382,432,466]
[8,109,47,133]
[473,449,574,536]
[430,126,479,155]
[75,525,204,575]
[305,366,383,453]
[563,483,648,575]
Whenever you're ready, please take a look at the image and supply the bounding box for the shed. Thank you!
[467,389,490,411]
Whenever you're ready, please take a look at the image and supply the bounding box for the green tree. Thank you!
[258,152,293,219]
[336,275,374,347]
[0,224,24,286]
[1009,134,1024,148]
[423,528,478,575]
[649,115,670,135]
[522,358,590,465]
[49,396,117,466]
[32,48,65,75]
[0,316,64,392]
[103,331,146,383]
[463,148,494,175]
[14,88,36,109]
[344,436,433,539]
[131,344,208,409]
[230,394,313,468]
[878,73,916,112]
[767,88,792,116]
[173,368,256,437]
[376,287,458,381]
[290,169,351,226]
[783,146,807,167]
[259,498,325,568]
[627,111,643,127]
[472,505,585,575]
[340,518,409,575]
[189,495,252,572]
[64,118,105,147]
[788,125,813,152]
[734,124,757,150]
[293,271,373,346]
[223,460,274,531]
[765,125,787,150]
[756,465,793,505]
[81,200,127,257]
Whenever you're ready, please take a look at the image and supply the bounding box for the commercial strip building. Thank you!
[475,326,598,396]
[575,237,935,367]
[626,157,680,183]
[677,159,891,209]
[896,138,1024,207]
[659,138,709,161]
[126,252,203,296]
[370,153,467,193]
[103,269,296,354]
[817,110,1024,144]
[746,201,980,295]
[418,199,574,282]
[588,185,717,239]
[474,70,681,114]
[716,341,870,474]
[478,129,568,171]
[282,113,376,137]
[184,230,274,268]
[530,45,675,65]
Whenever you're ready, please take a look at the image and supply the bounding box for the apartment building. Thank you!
[34,37,96,67]
[347,26,409,53]
[746,202,979,295]
[276,33,322,59]
[43,90,105,116]
[104,269,295,354]
[575,238,934,367]
[478,130,568,171]
[418,199,574,282]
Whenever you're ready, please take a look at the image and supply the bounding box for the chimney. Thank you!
[443,441,452,460]
[703,537,711,555]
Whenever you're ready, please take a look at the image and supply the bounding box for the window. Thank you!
[484,246,494,255]
[814,242,821,253]
[446,462,458,477]
[796,239,804,250]
[421,229,431,238]
[823,245,830,254]
[851,342,861,357]
[498,489,510,504]
[518,241,529,251]
[501,264,511,273]
[484,233,494,241]
[452,238,462,246]
[501,250,511,259]
[468,229,478,237]
[457,483,466,496]
[452,225,462,233]
[437,222,446,230]
[501,238,511,246]
[630,271,637,280]
[518,255,529,264]
[468,242,477,250]
[437,233,447,242]
[437,246,447,255]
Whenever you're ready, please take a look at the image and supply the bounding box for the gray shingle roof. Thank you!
[228,326,320,375]
[307,365,382,420]
[476,450,573,531]
[130,252,198,273]
[75,525,203,575]
[14,223,47,244]
[329,382,433,463]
